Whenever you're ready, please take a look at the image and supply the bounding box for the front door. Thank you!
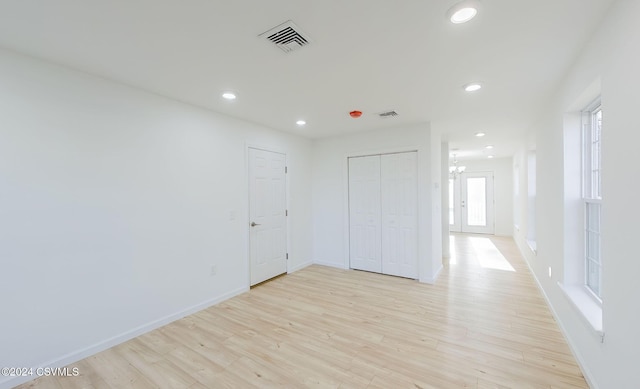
[450,172,494,234]
[248,148,287,285]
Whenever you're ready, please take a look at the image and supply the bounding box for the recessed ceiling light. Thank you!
[296,120,306,126]
[485,145,494,149]
[475,132,486,137]
[222,92,236,100]
[446,1,480,24]
[488,155,495,159]
[464,83,482,92]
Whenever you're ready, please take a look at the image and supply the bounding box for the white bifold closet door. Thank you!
[380,152,418,278]
[348,155,382,273]
[349,152,418,279]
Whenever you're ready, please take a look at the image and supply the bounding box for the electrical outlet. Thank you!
[210,265,217,276]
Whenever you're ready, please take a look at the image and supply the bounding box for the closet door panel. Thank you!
[381,152,418,278]
[348,155,382,273]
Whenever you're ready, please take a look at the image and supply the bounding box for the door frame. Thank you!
[246,144,290,286]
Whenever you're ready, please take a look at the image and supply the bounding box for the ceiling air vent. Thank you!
[259,20,311,53]
[378,110,399,118]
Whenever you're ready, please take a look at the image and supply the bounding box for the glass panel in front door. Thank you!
[466,177,487,226]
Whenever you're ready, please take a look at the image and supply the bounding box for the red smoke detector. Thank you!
[349,110,363,118]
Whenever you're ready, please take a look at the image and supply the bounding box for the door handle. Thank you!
[250,222,261,227]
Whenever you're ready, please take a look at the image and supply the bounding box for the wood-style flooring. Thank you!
[18,234,588,388]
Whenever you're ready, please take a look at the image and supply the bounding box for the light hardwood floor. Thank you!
[18,234,588,388]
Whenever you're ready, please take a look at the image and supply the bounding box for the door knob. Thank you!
[250,222,261,227]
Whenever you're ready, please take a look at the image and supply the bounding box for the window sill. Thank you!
[526,239,537,255]
[558,282,604,341]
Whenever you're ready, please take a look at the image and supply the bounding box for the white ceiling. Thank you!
[0,0,613,159]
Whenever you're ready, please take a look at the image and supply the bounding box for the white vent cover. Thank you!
[259,20,311,53]
[378,110,399,118]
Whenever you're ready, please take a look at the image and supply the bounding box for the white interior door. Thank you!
[461,171,494,234]
[381,152,418,278]
[348,155,382,273]
[249,148,287,286]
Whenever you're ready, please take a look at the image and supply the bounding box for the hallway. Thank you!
[20,234,587,388]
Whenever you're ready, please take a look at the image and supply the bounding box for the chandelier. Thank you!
[449,153,466,179]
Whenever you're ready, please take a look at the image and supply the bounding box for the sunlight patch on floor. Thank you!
[469,236,515,272]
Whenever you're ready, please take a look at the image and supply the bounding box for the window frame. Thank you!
[582,99,602,301]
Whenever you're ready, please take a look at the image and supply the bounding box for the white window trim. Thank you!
[526,239,537,255]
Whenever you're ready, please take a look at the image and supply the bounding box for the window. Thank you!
[558,91,603,338]
[583,100,602,299]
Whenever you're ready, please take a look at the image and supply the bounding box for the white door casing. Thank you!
[348,155,382,273]
[249,148,287,286]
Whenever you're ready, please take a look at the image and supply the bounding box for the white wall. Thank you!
[460,157,514,237]
[430,130,443,277]
[513,146,529,249]
[0,48,313,389]
[513,1,640,387]
[311,123,443,283]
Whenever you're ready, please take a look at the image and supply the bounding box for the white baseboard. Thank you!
[288,261,312,273]
[313,260,349,270]
[0,286,248,389]
[515,240,599,389]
